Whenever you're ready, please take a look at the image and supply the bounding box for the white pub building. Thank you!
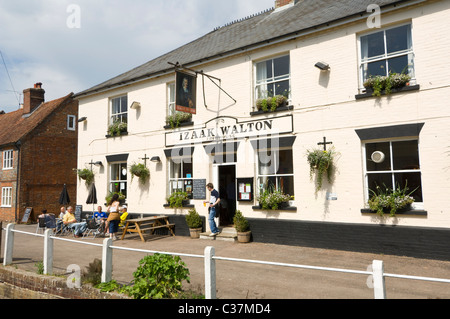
[75,0,450,260]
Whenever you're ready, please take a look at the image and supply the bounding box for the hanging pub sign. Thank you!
[176,71,197,114]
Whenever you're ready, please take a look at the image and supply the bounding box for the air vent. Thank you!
[371,151,386,164]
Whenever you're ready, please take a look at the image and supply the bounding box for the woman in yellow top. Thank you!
[107,193,121,240]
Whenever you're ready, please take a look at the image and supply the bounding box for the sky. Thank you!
[0,0,275,113]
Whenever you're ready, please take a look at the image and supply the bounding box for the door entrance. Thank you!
[217,165,236,226]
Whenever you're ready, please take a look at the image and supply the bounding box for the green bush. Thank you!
[185,208,202,228]
[122,254,190,299]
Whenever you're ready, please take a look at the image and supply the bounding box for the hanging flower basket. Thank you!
[77,168,94,186]
[306,147,337,192]
[129,163,150,185]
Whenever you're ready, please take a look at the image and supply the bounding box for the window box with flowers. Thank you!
[107,121,128,137]
[164,112,193,129]
[364,183,422,217]
[256,189,292,210]
[251,95,292,116]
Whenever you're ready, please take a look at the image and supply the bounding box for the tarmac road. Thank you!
[2,224,450,300]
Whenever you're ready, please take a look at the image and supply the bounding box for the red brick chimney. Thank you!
[23,82,45,114]
[275,0,299,9]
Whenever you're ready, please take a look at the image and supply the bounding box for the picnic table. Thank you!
[120,216,175,242]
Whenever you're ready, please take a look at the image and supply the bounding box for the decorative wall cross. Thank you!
[140,154,150,167]
[318,137,333,151]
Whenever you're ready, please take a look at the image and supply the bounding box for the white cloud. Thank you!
[0,0,274,113]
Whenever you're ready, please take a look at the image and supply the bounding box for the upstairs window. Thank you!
[110,95,128,133]
[255,55,290,101]
[359,24,414,87]
[3,150,13,170]
[67,115,76,131]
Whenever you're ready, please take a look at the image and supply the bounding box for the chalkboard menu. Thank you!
[21,207,33,224]
[192,179,207,200]
[75,205,83,221]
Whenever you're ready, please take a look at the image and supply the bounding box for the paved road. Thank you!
[3,224,450,299]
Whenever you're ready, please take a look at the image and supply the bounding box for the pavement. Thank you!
[2,223,450,299]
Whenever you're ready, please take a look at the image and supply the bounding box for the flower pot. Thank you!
[189,228,202,239]
[237,231,251,243]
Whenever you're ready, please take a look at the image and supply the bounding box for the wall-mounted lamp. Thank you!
[131,101,141,109]
[315,62,330,71]
[94,161,103,166]
[151,156,161,163]
[78,117,87,122]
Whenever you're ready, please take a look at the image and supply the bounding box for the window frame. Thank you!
[3,150,13,170]
[256,147,295,199]
[254,54,291,105]
[1,187,12,207]
[67,115,76,131]
[109,162,128,200]
[358,23,415,91]
[168,155,194,199]
[110,95,128,126]
[362,138,423,209]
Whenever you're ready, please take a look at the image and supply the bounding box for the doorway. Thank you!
[217,165,236,226]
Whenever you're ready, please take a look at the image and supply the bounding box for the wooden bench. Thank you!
[120,216,175,242]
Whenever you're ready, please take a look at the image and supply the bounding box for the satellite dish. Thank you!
[371,151,386,164]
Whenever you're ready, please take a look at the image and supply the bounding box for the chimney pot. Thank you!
[23,83,45,114]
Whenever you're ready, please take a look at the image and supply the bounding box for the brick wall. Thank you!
[14,98,79,222]
[0,266,128,299]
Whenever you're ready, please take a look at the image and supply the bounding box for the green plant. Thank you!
[105,192,126,204]
[121,254,190,299]
[363,73,411,97]
[185,208,202,229]
[166,112,192,129]
[129,163,150,185]
[82,258,102,286]
[96,280,123,293]
[306,148,336,192]
[368,183,417,217]
[256,95,287,112]
[233,210,250,232]
[167,191,188,208]
[257,189,291,210]
[35,261,44,275]
[108,120,127,136]
[77,168,95,186]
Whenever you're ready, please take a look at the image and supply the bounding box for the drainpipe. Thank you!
[14,141,21,222]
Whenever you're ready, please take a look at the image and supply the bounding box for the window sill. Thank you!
[355,84,420,100]
[163,203,195,209]
[164,121,194,130]
[250,105,293,116]
[252,205,297,212]
[361,208,427,217]
[105,132,128,138]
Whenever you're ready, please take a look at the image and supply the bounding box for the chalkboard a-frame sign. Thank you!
[21,207,33,224]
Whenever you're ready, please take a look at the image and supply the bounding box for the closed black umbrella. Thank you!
[86,183,97,212]
[59,184,70,205]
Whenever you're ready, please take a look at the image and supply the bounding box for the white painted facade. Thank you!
[77,1,450,230]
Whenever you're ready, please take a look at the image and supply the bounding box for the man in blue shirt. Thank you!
[205,183,221,237]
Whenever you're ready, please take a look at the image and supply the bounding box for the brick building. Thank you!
[0,83,78,222]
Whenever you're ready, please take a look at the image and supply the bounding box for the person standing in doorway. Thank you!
[205,183,221,237]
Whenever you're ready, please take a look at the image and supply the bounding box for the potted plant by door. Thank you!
[233,210,251,243]
[185,208,203,239]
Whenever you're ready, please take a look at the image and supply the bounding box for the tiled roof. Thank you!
[0,93,74,147]
[75,0,415,97]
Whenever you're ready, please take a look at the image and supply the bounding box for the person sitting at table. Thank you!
[106,193,121,240]
[56,207,66,232]
[94,205,108,235]
[63,206,87,238]
[119,205,129,228]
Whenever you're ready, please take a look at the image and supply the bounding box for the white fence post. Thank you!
[204,246,216,299]
[3,223,15,266]
[43,229,54,275]
[372,260,387,299]
[101,238,113,283]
